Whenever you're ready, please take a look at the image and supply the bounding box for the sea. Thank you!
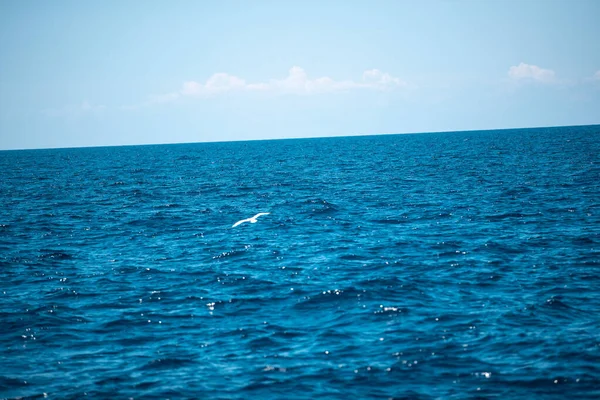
[1,125,599,399]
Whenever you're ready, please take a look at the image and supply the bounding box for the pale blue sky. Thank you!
[1,0,599,150]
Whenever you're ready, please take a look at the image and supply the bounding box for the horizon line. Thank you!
[1,122,599,152]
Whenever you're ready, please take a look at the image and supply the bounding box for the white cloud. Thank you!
[259,66,355,94]
[44,101,106,117]
[180,66,404,97]
[123,67,405,109]
[121,66,407,110]
[508,63,556,83]
[363,69,405,88]
[593,70,600,80]
[181,72,248,96]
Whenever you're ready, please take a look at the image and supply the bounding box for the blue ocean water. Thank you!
[1,125,599,399]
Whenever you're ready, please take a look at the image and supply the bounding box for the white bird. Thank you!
[232,213,270,228]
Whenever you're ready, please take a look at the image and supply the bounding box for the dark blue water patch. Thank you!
[1,125,600,399]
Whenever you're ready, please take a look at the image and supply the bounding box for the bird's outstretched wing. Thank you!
[253,212,270,218]
[232,218,250,228]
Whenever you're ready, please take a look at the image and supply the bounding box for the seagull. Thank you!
[232,213,270,228]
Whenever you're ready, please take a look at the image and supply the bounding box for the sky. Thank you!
[0,0,599,150]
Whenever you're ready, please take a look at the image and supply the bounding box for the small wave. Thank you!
[303,198,339,215]
[212,249,246,260]
[485,212,535,221]
[339,254,369,261]
[294,288,362,309]
[141,357,195,371]
[37,250,73,260]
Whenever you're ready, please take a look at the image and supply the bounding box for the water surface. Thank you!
[1,126,599,399]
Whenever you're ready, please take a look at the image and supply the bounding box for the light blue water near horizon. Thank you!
[1,125,600,399]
